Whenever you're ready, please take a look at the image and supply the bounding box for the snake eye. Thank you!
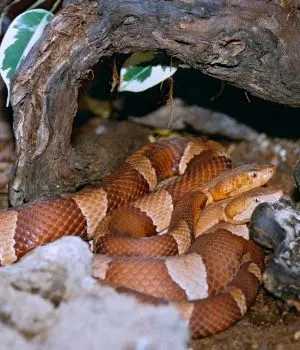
[255,198,259,203]
[251,172,258,178]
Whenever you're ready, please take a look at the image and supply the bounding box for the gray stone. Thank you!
[130,98,259,141]
[0,282,55,334]
[0,237,189,350]
[0,324,34,350]
[41,296,187,350]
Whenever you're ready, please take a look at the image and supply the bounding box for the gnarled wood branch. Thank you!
[10,0,300,205]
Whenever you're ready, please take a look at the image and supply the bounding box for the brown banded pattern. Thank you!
[90,140,279,338]
[93,146,232,255]
[0,137,213,264]
[0,136,279,338]
[13,197,88,261]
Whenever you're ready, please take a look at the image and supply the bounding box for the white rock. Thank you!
[0,324,35,350]
[0,237,189,350]
[40,296,188,350]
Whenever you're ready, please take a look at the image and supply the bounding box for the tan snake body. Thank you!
[0,137,282,338]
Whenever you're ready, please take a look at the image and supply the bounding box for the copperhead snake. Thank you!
[0,137,282,338]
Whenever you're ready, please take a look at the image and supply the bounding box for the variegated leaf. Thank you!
[119,52,178,93]
[0,9,53,106]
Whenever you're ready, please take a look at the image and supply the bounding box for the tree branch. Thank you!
[10,0,300,205]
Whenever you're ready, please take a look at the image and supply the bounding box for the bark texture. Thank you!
[9,0,300,205]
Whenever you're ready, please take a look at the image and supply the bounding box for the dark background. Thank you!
[78,57,300,140]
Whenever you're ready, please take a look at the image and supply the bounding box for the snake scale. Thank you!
[0,137,282,338]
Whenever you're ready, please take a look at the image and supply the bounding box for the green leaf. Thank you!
[119,52,178,93]
[0,9,54,106]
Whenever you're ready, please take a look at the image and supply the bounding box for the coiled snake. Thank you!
[0,137,282,338]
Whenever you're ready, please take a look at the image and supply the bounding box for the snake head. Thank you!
[224,187,283,224]
[246,163,276,185]
[208,163,276,201]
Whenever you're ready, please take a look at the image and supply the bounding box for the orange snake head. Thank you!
[224,187,283,224]
[207,163,276,202]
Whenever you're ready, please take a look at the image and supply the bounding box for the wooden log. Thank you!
[9,0,300,205]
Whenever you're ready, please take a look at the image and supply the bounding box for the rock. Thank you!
[130,98,259,141]
[0,237,189,350]
[1,236,93,303]
[293,160,300,192]
[41,296,187,350]
[0,282,55,335]
[250,198,300,307]
[0,325,34,350]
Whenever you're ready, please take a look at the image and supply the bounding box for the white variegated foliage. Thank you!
[119,52,178,93]
[0,9,53,106]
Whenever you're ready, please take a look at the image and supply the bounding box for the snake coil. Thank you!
[0,137,282,338]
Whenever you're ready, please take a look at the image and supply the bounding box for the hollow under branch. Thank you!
[10,0,300,205]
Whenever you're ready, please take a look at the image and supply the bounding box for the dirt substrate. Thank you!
[192,291,300,350]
